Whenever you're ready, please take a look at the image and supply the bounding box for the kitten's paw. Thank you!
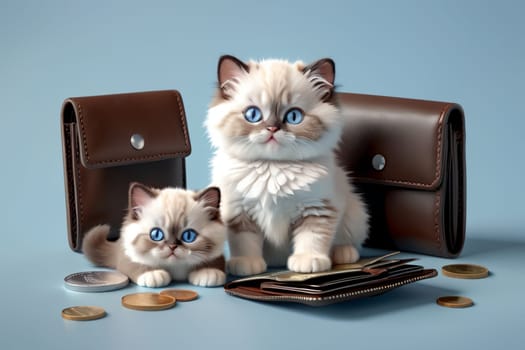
[287,253,331,273]
[331,245,360,265]
[189,268,226,287]
[228,256,267,276]
[136,269,171,288]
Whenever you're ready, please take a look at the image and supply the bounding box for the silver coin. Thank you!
[64,270,129,292]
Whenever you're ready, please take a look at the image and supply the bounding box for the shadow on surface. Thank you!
[459,229,525,259]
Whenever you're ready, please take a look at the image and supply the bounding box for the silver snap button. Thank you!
[372,154,386,171]
[130,134,145,150]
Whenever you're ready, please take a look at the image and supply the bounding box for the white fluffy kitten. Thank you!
[83,183,227,287]
[205,55,369,276]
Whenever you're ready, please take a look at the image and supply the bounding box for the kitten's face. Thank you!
[121,184,225,267]
[206,56,342,161]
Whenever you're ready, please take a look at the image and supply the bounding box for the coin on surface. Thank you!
[436,296,474,308]
[122,292,176,311]
[160,289,199,302]
[441,264,489,279]
[64,271,129,292]
[61,306,106,321]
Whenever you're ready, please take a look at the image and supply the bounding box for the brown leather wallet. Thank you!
[224,252,437,306]
[61,90,191,252]
[336,92,466,258]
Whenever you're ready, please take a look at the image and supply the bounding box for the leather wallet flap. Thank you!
[336,92,464,191]
[61,90,191,169]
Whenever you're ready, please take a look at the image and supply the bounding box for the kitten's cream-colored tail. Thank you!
[82,224,119,268]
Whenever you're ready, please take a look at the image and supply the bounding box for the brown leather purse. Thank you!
[336,92,466,258]
[61,90,191,252]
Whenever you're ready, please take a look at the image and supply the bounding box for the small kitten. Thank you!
[82,183,227,287]
[205,55,369,276]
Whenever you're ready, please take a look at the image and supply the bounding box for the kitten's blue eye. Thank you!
[284,108,304,125]
[181,229,198,243]
[244,106,263,123]
[149,228,165,241]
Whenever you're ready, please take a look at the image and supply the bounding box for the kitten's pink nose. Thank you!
[266,126,280,133]
[168,244,177,250]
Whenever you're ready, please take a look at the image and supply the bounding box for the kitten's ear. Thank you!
[302,58,336,101]
[196,187,221,209]
[218,55,249,99]
[196,187,221,220]
[129,183,156,220]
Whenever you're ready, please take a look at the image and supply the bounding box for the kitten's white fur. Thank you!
[137,270,172,288]
[206,57,368,275]
[83,186,227,288]
[122,188,226,287]
[189,268,226,287]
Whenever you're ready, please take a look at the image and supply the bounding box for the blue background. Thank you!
[1,1,524,349]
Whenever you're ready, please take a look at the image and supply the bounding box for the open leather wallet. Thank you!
[224,252,437,306]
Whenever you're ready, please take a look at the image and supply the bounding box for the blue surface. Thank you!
[1,1,524,349]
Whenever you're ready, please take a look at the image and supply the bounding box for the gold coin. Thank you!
[442,264,489,279]
[160,289,199,302]
[436,296,474,308]
[61,306,106,321]
[121,292,176,311]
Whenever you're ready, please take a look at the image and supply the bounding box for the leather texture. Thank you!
[225,257,438,306]
[61,90,191,252]
[225,268,437,306]
[336,92,466,258]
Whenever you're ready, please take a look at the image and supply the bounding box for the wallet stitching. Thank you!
[434,104,446,185]
[74,133,85,237]
[455,130,465,251]
[174,91,191,150]
[433,191,442,251]
[225,269,437,305]
[75,91,190,166]
[431,104,453,252]
[72,103,86,243]
[76,102,90,163]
